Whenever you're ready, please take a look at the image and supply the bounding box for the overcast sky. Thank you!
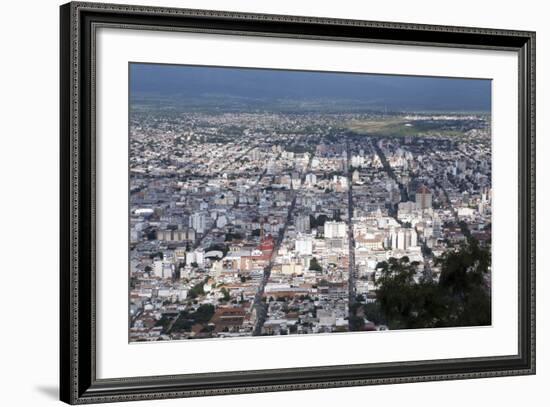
[130,63,491,112]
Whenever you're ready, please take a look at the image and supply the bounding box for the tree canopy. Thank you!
[373,238,490,330]
[309,257,323,272]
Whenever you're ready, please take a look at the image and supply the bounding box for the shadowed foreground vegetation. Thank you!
[353,238,491,330]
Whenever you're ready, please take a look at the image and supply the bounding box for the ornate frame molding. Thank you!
[60,2,535,404]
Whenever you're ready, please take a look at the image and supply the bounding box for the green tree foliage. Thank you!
[193,304,215,323]
[458,220,472,239]
[318,279,329,286]
[436,238,491,326]
[171,304,216,333]
[220,287,231,302]
[187,281,205,299]
[375,238,490,329]
[309,214,329,229]
[155,314,172,331]
[363,302,386,326]
[309,257,323,272]
[348,315,365,331]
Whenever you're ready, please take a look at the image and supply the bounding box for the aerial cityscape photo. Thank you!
[129,63,492,342]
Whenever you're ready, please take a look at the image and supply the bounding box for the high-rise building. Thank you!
[391,227,418,250]
[153,260,174,279]
[416,185,432,210]
[397,229,406,250]
[189,212,206,234]
[324,221,346,239]
[410,229,418,247]
[157,228,196,242]
[296,215,311,233]
[295,237,313,256]
[156,229,173,241]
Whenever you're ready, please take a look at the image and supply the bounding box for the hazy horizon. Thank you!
[130,63,491,113]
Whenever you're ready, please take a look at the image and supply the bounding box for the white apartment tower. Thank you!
[296,215,311,233]
[189,212,206,234]
[391,228,418,250]
[324,221,346,239]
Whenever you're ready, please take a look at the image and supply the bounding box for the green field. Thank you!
[346,118,465,138]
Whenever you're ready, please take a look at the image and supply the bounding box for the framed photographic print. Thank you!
[60,1,536,404]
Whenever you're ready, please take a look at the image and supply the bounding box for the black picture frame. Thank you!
[60,1,536,404]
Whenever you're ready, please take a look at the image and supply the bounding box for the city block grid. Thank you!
[129,110,492,342]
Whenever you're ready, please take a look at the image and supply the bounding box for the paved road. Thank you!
[369,138,406,225]
[254,151,282,187]
[251,195,297,335]
[372,139,409,217]
[345,136,358,328]
[252,152,314,336]
[422,145,471,237]
[414,144,473,277]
